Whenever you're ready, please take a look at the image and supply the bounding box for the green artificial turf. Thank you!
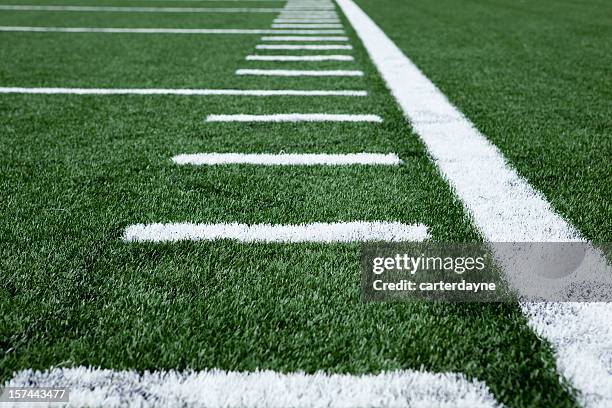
[1,1,602,406]
[355,0,612,244]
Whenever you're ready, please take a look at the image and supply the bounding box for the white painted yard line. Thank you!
[256,44,352,50]
[0,26,344,34]
[284,4,335,7]
[135,0,282,1]
[172,153,402,166]
[279,14,338,17]
[123,222,428,243]
[280,8,338,11]
[274,18,340,21]
[206,113,381,122]
[271,24,343,28]
[260,35,348,41]
[283,6,335,10]
[0,5,284,12]
[274,19,341,23]
[279,12,338,16]
[5,367,500,408]
[236,69,363,76]
[337,0,612,406]
[274,17,340,24]
[245,55,354,61]
[0,87,367,96]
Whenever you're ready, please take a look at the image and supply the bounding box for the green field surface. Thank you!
[1,1,610,407]
[355,0,612,244]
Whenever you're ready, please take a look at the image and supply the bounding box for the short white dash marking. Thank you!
[235,69,362,76]
[172,153,402,166]
[260,35,348,41]
[256,44,352,50]
[279,13,338,17]
[123,222,429,243]
[245,55,354,61]
[274,19,340,23]
[271,24,343,28]
[5,367,500,408]
[205,113,381,122]
[0,87,366,97]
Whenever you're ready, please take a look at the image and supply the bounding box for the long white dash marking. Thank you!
[5,367,500,408]
[0,87,367,97]
[0,26,343,34]
[260,35,348,41]
[172,153,402,166]
[337,0,612,406]
[123,222,429,243]
[0,5,284,12]
[205,113,381,122]
[256,44,352,50]
[235,69,362,76]
[245,55,354,61]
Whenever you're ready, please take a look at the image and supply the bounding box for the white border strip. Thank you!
[205,113,381,122]
[336,0,612,406]
[0,26,344,34]
[260,35,348,41]
[256,44,352,50]
[5,367,500,408]
[123,222,429,243]
[0,87,367,97]
[0,5,284,12]
[172,153,402,166]
[245,55,354,61]
[235,69,363,76]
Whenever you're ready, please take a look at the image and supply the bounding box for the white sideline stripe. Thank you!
[260,35,348,41]
[236,69,363,76]
[0,26,343,34]
[0,87,367,96]
[256,44,352,50]
[337,0,612,406]
[206,113,381,122]
[172,153,402,166]
[0,5,284,12]
[4,367,500,408]
[245,55,354,61]
[123,222,429,243]
[271,24,343,28]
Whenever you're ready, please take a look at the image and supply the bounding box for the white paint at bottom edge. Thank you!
[205,113,381,122]
[122,222,429,242]
[4,367,502,408]
[171,152,403,166]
